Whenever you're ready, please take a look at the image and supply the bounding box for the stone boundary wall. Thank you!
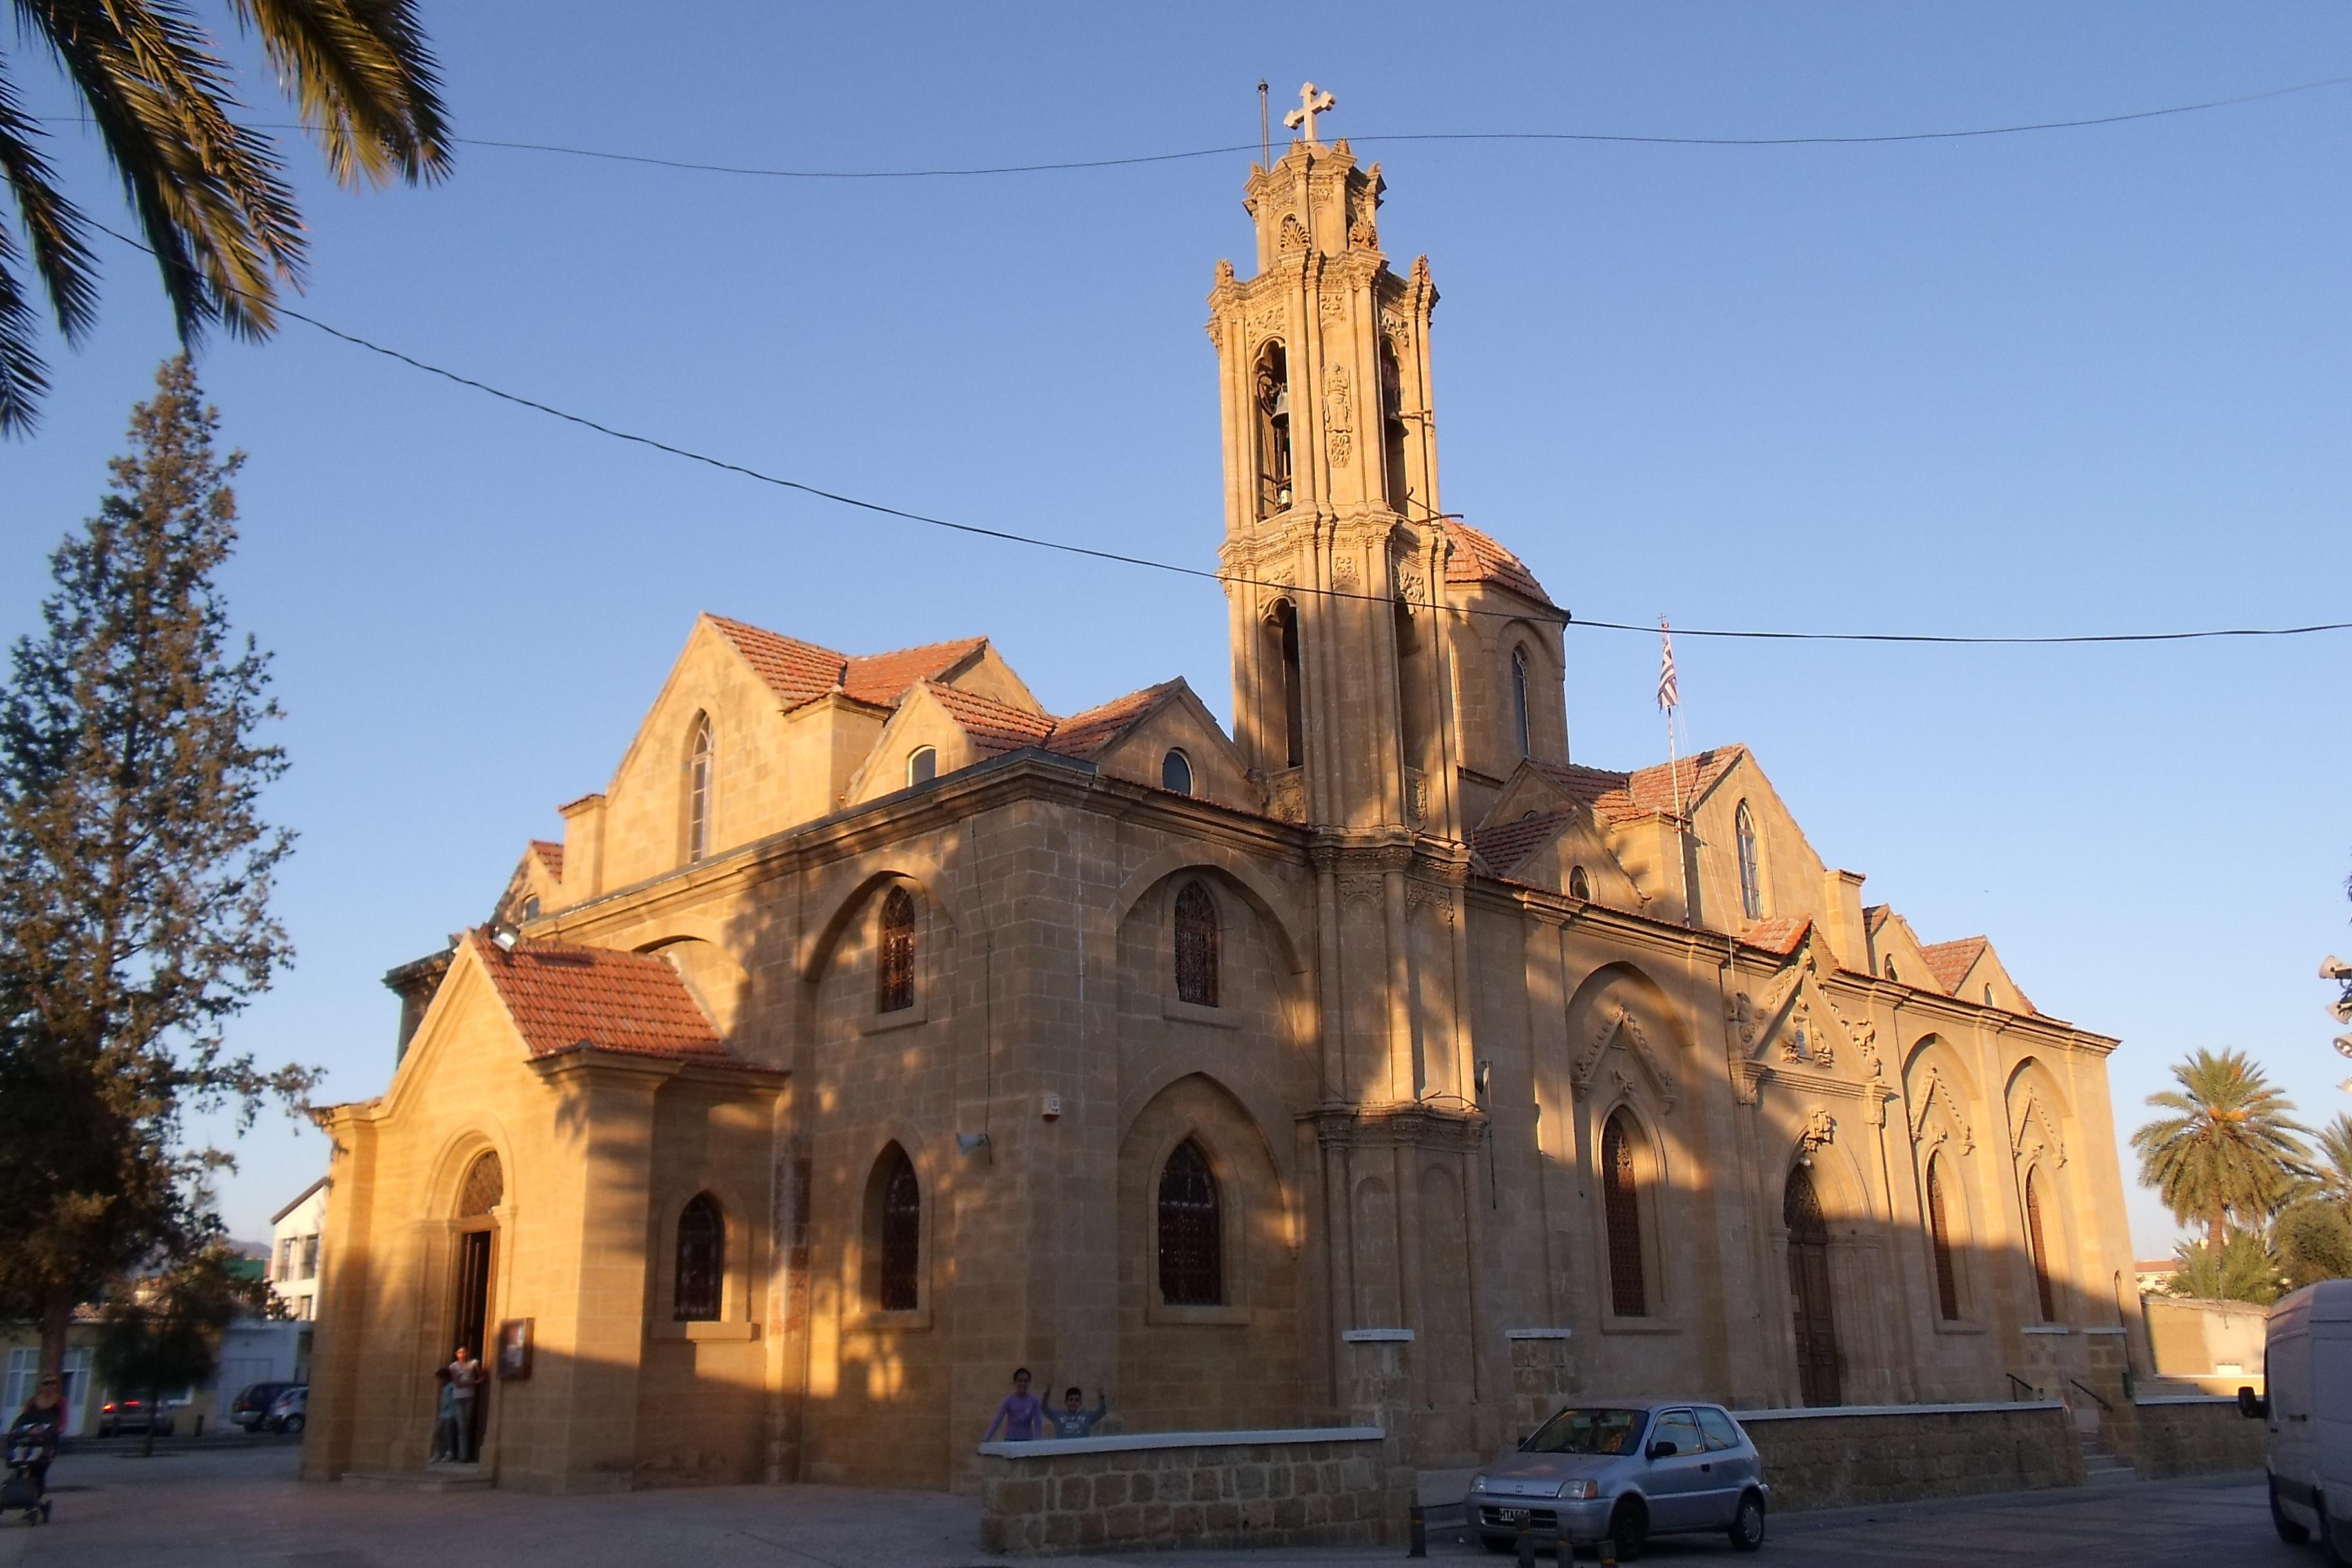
[1739,1401,2082,1511]
[973,1427,1401,1556]
[2119,1395,2266,1480]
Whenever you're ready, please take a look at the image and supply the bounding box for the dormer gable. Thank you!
[1048,680,1261,812]
[1865,906,1940,990]
[1921,935,2040,1016]
[491,840,564,926]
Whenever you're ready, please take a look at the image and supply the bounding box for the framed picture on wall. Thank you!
[495,1317,533,1380]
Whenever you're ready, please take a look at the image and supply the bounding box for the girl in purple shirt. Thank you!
[982,1367,1044,1442]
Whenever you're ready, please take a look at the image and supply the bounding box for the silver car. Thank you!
[1466,1402,1770,1558]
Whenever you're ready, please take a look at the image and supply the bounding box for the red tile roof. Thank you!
[1534,747,1745,823]
[1471,810,1570,874]
[468,931,729,1062]
[706,615,851,709]
[1046,681,1184,761]
[1921,937,1988,994]
[843,637,991,707]
[1743,914,1812,956]
[1443,520,1553,603]
[921,681,1057,758]
[529,839,564,879]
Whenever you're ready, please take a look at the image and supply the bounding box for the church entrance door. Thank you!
[1783,1166,1841,1408]
[448,1150,502,1462]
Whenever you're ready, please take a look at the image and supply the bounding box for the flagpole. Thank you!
[1660,618,1689,926]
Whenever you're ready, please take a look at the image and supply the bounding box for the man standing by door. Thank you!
[447,1346,485,1462]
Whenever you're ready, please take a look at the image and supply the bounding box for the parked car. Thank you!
[229,1381,296,1432]
[2240,1277,2352,1556]
[93,1397,175,1438]
[264,1385,308,1435]
[1465,1401,1770,1559]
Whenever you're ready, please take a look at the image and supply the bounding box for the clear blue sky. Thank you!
[6,3,2348,1256]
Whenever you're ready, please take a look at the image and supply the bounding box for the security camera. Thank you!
[2323,956,2352,981]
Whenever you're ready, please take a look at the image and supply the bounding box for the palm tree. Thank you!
[2315,1112,2352,1209]
[0,1,448,433]
[2132,1047,2313,1250]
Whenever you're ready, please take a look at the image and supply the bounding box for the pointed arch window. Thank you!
[1884,957,1899,983]
[1511,648,1533,759]
[674,1193,723,1321]
[1735,801,1763,921]
[2024,1169,2057,1322]
[1925,1156,1961,1322]
[686,716,714,864]
[1157,1139,1222,1306]
[1569,865,1592,901]
[1602,1113,1647,1318]
[1269,600,1304,769]
[877,886,916,1013]
[876,1146,921,1311]
[1174,880,1220,1007]
[1380,337,1410,513]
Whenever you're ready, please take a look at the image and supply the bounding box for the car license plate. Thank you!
[1498,1508,1530,1525]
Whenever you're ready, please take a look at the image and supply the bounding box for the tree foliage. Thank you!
[92,1241,262,1455]
[0,357,313,1375]
[2165,1228,2287,1306]
[0,0,451,432]
[2131,1047,2312,1250]
[2277,1200,2352,1292]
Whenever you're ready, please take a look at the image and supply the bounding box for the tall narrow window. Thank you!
[1983,984,1996,1008]
[1271,600,1304,769]
[907,746,937,786]
[1158,1139,1222,1306]
[878,1146,921,1311]
[1174,880,1220,1007]
[1394,601,1432,770]
[2024,1170,2057,1322]
[1254,342,1293,517]
[877,886,916,1012]
[1602,1114,1647,1318]
[1925,1157,1960,1322]
[1884,957,1899,983]
[1380,338,1410,513]
[686,716,713,864]
[1161,749,1193,796]
[674,1193,723,1321]
[1511,648,1533,758]
[1735,801,1763,921]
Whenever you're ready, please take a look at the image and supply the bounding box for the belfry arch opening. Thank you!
[1253,342,1293,518]
[1380,337,1409,514]
[1266,598,1304,769]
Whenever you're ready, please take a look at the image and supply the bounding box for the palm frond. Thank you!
[226,0,449,186]
[0,220,55,432]
[0,48,99,341]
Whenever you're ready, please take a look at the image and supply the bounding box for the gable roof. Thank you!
[842,637,990,707]
[1443,520,1553,604]
[1921,936,1988,994]
[529,839,564,879]
[1743,914,1812,957]
[467,930,729,1063]
[705,616,997,716]
[269,1174,329,1226]
[1044,680,1185,761]
[1471,810,1572,876]
[1533,746,1747,824]
[921,681,1057,757]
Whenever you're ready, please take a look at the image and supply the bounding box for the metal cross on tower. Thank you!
[1284,81,1336,144]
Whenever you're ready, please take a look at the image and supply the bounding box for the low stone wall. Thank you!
[2122,1395,2266,1480]
[974,1427,1402,1557]
[1740,1401,2082,1511]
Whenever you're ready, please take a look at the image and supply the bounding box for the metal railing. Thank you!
[2068,1377,2113,1413]
[2006,1372,2037,1400]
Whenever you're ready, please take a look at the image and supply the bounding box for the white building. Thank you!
[270,1176,328,1322]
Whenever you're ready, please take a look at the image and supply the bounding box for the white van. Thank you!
[2242,1279,2352,1555]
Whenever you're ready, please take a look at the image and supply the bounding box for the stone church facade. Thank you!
[304,126,2138,1496]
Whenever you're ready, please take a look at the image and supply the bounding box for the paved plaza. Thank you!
[0,1442,2282,1567]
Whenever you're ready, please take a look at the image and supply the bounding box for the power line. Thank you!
[85,221,2352,649]
[67,74,2352,181]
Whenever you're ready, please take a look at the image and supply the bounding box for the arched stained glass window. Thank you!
[1174,881,1220,1007]
[1602,1114,1646,1318]
[1157,1140,1222,1306]
[1925,1157,1960,1322]
[2024,1170,2057,1322]
[1735,801,1763,921]
[1162,749,1193,796]
[686,716,713,864]
[674,1193,723,1321]
[878,1146,921,1311]
[1511,648,1533,759]
[877,886,916,1012]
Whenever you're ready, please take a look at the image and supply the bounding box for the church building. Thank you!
[303,103,2139,1495]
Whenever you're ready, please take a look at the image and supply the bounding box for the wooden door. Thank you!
[1784,1167,1842,1407]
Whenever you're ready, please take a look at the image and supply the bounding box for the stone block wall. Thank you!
[1506,1333,1575,1442]
[2119,1396,2266,1480]
[1740,1402,2082,1511]
[974,1430,1400,1557]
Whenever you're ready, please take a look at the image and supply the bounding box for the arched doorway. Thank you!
[1784,1164,1841,1407]
[449,1150,502,1461]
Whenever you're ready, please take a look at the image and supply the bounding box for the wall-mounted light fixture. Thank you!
[956,1132,992,1156]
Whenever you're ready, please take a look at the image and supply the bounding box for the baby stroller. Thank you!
[3,1417,57,1525]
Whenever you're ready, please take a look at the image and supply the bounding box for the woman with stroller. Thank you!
[6,1373,67,1524]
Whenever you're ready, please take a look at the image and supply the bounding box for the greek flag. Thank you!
[1657,622,1680,712]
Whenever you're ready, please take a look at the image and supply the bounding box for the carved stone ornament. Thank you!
[1799,1106,1837,1154]
[1779,1001,1810,1064]
[1404,768,1429,827]
[1280,213,1311,251]
[2012,1093,2068,1168]
[1268,769,1306,825]
[1338,874,1383,912]
[1907,1066,1976,1155]
[1331,551,1358,586]
[1405,879,1453,925]
[1215,258,1235,285]
[1324,364,1354,469]
[1727,992,1759,1050]
[1571,1004,1677,1110]
[1319,293,1348,322]
[1245,301,1284,340]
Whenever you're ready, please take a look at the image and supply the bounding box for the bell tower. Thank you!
[1208,84,1455,842]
